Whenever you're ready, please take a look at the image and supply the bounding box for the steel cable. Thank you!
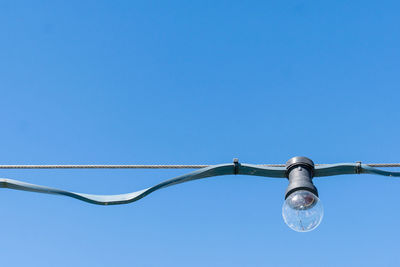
[0,163,398,169]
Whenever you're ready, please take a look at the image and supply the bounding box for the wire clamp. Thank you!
[355,161,362,174]
[233,158,240,175]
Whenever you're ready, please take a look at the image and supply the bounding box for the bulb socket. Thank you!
[285,156,318,199]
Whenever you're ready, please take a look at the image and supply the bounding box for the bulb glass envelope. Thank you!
[282,190,323,232]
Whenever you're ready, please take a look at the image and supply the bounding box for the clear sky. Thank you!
[1,1,400,266]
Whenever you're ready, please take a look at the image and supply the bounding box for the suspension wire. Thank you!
[0,163,398,169]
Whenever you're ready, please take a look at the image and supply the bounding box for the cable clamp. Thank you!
[355,161,362,174]
[233,158,239,175]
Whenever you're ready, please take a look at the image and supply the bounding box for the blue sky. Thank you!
[1,1,400,266]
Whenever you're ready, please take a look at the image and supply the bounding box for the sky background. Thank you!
[1,1,400,266]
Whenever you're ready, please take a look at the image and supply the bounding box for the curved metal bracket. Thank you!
[0,163,399,205]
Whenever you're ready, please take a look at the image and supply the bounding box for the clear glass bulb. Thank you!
[282,190,323,232]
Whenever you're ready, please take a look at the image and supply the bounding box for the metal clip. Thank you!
[233,158,239,175]
[355,161,362,174]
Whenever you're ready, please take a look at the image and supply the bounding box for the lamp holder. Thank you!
[285,156,318,199]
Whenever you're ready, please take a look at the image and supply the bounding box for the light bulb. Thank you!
[282,190,323,232]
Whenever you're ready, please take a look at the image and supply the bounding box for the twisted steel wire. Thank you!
[0,163,398,169]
